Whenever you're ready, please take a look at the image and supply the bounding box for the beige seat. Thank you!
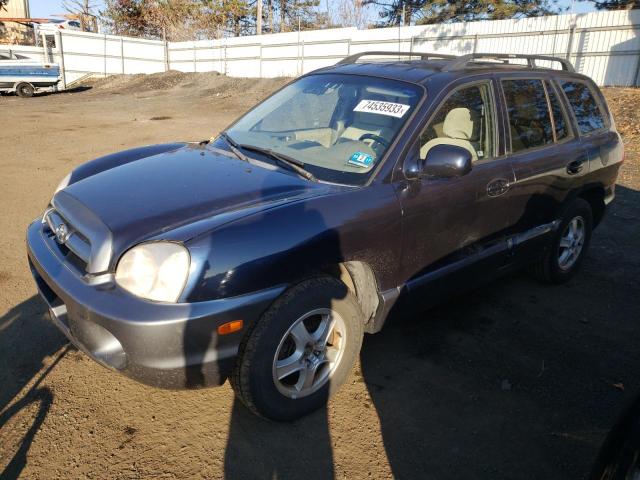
[421,107,479,161]
[340,110,394,145]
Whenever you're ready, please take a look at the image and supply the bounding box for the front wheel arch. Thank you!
[325,261,380,327]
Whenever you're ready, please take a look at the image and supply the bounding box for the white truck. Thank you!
[0,51,60,97]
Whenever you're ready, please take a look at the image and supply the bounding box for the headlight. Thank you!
[55,173,72,194]
[115,242,190,302]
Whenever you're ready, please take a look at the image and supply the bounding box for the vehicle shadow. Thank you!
[223,398,334,479]
[207,174,639,479]
[0,295,68,479]
[359,183,640,479]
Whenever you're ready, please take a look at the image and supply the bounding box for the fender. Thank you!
[182,183,403,303]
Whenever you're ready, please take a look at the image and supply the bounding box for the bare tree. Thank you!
[0,0,7,43]
[100,0,328,40]
[63,0,99,31]
[334,0,370,28]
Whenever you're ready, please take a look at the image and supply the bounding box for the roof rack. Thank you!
[338,51,458,65]
[441,53,575,72]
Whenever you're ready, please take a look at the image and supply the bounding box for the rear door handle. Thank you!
[566,159,585,175]
[487,178,510,197]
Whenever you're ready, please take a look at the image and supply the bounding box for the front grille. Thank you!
[47,190,114,274]
[43,207,91,271]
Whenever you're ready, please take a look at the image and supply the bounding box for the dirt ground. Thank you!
[1,74,639,480]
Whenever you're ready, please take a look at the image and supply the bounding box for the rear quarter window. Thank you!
[560,80,606,135]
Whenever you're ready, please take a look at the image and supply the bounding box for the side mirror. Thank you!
[423,144,473,178]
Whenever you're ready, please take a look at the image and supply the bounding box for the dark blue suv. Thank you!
[27,52,623,420]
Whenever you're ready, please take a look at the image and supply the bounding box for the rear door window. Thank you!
[559,80,606,134]
[502,79,554,153]
[545,81,570,141]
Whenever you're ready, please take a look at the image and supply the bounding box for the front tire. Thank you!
[231,277,364,421]
[530,198,593,284]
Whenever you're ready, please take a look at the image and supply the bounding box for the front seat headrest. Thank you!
[443,108,479,141]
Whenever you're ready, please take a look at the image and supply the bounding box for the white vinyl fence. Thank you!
[2,9,640,87]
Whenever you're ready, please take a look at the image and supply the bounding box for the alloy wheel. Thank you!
[558,216,586,271]
[272,308,346,399]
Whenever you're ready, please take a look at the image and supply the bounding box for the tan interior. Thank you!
[293,128,336,148]
[339,110,395,145]
[291,109,397,149]
[420,107,480,161]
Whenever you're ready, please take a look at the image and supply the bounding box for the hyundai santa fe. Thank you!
[27,52,624,420]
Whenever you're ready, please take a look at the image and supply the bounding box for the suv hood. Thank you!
[54,144,331,271]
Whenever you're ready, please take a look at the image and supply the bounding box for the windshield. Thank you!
[226,73,423,185]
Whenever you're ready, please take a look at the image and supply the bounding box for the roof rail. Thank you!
[441,53,575,72]
[338,51,458,65]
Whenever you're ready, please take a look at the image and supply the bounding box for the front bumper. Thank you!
[26,219,284,389]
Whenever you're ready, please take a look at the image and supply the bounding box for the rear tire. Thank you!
[16,82,35,98]
[530,198,593,284]
[231,277,364,421]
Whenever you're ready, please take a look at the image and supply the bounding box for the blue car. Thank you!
[27,52,623,420]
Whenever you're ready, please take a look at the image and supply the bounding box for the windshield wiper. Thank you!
[218,131,249,163]
[238,144,317,182]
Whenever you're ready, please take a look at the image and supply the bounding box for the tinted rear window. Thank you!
[502,79,554,153]
[560,80,606,134]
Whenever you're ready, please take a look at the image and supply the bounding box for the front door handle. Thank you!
[487,178,510,197]
[566,159,585,175]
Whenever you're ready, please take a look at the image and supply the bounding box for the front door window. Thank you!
[419,83,494,162]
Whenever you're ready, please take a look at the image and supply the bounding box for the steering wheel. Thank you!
[358,133,390,149]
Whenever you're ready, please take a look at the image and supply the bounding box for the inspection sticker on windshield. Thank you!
[348,151,374,168]
[354,99,410,118]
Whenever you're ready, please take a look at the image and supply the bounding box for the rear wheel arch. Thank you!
[15,82,35,98]
[577,186,606,227]
[530,197,593,284]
